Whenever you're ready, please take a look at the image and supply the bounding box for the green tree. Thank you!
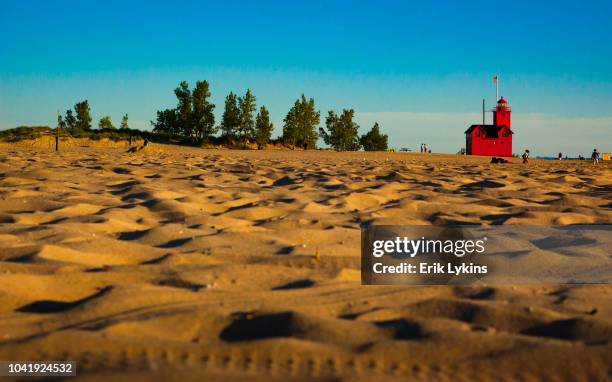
[319,109,360,151]
[192,80,216,142]
[254,106,274,149]
[237,89,256,142]
[98,116,115,129]
[74,100,92,131]
[221,92,240,140]
[360,122,388,151]
[120,114,129,130]
[151,79,217,141]
[151,109,178,135]
[282,94,320,149]
[64,109,76,131]
[57,114,66,130]
[174,81,193,138]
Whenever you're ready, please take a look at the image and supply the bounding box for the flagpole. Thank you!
[496,75,499,101]
[482,99,485,125]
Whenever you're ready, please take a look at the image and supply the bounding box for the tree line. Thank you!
[152,80,388,151]
[54,80,389,151]
[57,100,130,133]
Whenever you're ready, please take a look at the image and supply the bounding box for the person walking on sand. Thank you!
[522,149,530,164]
[592,148,599,164]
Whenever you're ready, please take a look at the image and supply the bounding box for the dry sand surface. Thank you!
[0,143,611,381]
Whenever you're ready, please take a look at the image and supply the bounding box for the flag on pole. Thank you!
[493,75,498,84]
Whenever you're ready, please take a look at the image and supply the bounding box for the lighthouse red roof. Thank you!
[498,97,507,103]
[464,124,513,137]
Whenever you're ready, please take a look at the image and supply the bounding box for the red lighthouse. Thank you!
[465,97,513,157]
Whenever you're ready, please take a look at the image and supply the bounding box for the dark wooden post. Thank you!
[56,110,61,152]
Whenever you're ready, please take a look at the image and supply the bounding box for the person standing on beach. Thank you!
[592,148,599,164]
[522,149,530,164]
[558,152,563,160]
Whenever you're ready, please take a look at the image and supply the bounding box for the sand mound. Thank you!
[0,145,610,380]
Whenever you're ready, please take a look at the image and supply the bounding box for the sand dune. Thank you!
[0,143,610,381]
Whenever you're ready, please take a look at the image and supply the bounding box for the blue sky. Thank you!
[1,0,611,156]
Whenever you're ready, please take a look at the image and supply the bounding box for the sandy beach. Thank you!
[0,143,610,381]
